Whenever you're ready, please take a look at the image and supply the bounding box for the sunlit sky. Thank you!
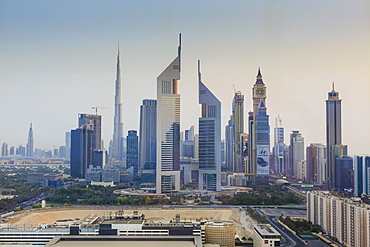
[1,0,369,156]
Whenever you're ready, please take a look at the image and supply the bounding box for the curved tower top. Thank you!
[156,34,182,194]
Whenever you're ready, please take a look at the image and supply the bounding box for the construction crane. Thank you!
[92,106,109,115]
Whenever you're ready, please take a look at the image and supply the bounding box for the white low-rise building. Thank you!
[253,224,281,247]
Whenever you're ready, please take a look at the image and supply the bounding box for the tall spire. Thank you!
[178,33,182,72]
[112,45,124,160]
[26,123,34,157]
[198,59,201,82]
[332,82,335,91]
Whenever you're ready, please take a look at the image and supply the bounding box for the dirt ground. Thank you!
[8,207,232,225]
[6,207,256,238]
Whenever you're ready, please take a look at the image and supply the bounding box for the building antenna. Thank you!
[232,84,236,94]
[92,106,109,115]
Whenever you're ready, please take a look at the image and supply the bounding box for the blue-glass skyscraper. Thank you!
[139,99,157,170]
[70,127,93,178]
[335,155,353,192]
[255,99,270,182]
[198,60,221,191]
[126,130,138,174]
[353,155,370,197]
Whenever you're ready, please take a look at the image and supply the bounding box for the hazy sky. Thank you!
[1,0,369,156]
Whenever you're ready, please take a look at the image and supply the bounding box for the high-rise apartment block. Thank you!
[306,143,326,184]
[156,34,181,193]
[112,47,124,161]
[326,83,343,188]
[307,191,370,247]
[26,123,34,157]
[198,60,221,191]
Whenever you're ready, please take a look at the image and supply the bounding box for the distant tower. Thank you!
[273,116,286,175]
[306,143,326,184]
[181,126,195,158]
[26,123,34,157]
[198,60,221,191]
[112,46,124,161]
[70,127,93,178]
[71,113,103,178]
[255,99,270,183]
[326,83,342,188]
[353,155,370,197]
[231,91,244,172]
[289,130,305,178]
[139,99,157,170]
[156,34,181,194]
[9,146,14,155]
[1,142,8,157]
[252,68,267,115]
[225,117,233,171]
[335,155,353,191]
[65,132,71,159]
[78,114,102,150]
[247,69,268,185]
[126,130,139,174]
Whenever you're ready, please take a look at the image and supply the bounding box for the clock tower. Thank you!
[252,68,266,115]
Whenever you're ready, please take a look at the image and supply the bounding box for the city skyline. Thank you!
[1,1,370,156]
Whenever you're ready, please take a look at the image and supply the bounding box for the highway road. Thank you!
[254,208,307,247]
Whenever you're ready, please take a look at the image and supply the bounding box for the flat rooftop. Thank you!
[46,236,200,247]
[102,219,144,225]
[253,224,281,237]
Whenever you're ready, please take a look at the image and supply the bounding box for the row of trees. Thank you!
[0,180,53,212]
[217,186,304,205]
[279,216,322,233]
[46,185,169,205]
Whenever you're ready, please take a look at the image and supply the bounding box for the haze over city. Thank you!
[1,0,369,155]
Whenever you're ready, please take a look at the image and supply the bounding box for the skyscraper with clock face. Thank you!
[247,69,270,185]
[252,69,267,115]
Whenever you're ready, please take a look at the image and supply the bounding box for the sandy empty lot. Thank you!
[9,207,234,225]
[7,207,256,239]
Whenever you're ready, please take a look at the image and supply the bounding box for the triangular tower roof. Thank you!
[255,67,264,85]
